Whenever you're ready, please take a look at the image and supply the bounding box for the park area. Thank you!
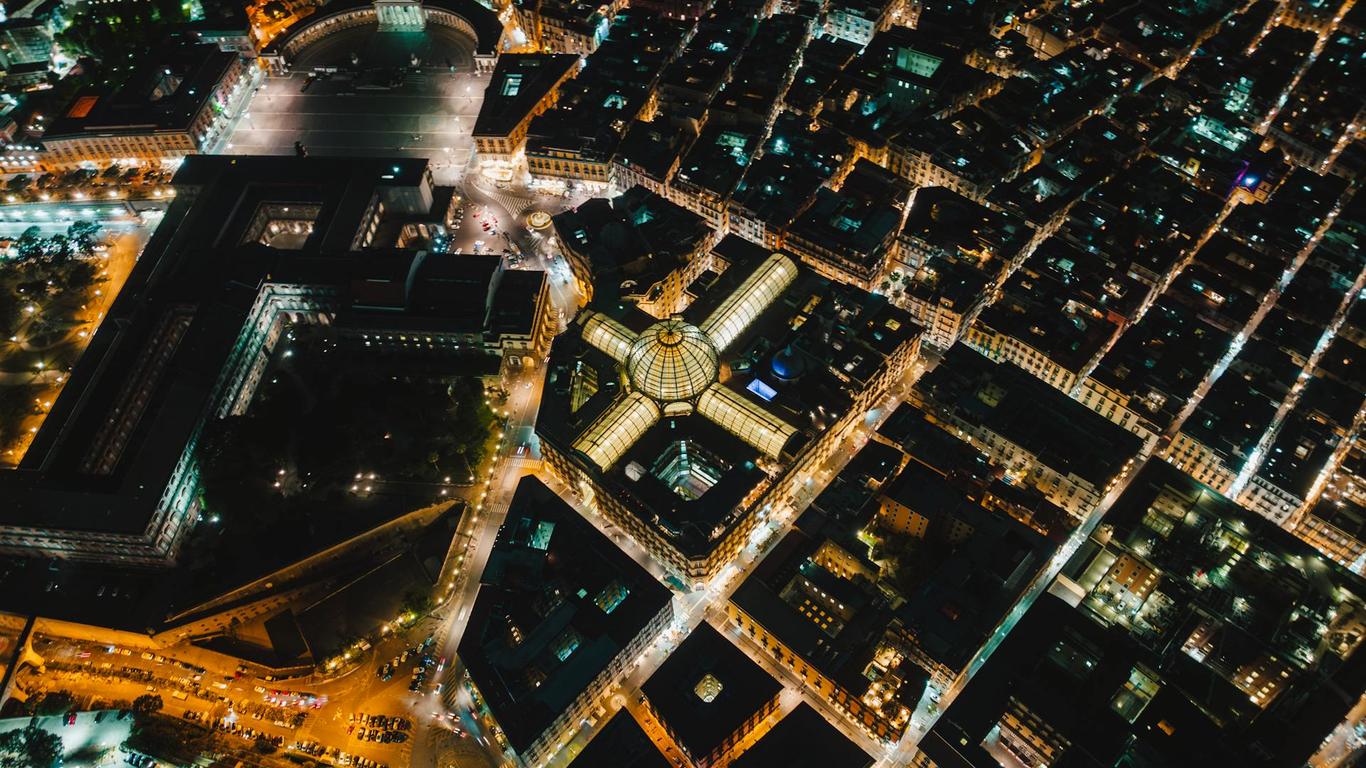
[0,223,140,466]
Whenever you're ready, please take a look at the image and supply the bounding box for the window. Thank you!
[1045,630,1101,681]
[1110,666,1160,723]
[552,628,582,661]
[593,580,630,614]
[694,673,723,702]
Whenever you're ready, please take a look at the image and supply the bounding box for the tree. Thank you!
[124,714,213,765]
[0,384,41,450]
[0,276,22,338]
[55,0,185,70]
[67,220,101,253]
[446,377,495,474]
[0,724,63,768]
[254,735,277,754]
[131,694,163,716]
[14,226,42,261]
[401,589,433,617]
[57,259,98,291]
[21,727,60,768]
[31,690,75,716]
[37,234,76,264]
[0,730,23,768]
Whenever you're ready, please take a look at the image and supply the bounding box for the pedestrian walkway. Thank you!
[486,186,534,219]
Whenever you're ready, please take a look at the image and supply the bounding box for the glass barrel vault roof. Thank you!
[696,382,797,458]
[581,313,637,362]
[701,253,799,353]
[573,391,661,470]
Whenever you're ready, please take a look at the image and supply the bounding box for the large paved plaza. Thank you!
[223,69,487,184]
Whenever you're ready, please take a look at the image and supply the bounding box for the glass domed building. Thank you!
[536,243,922,586]
[626,319,719,403]
[573,254,806,470]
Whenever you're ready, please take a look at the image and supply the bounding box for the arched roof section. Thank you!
[582,312,636,362]
[700,253,798,353]
[696,383,797,459]
[626,319,719,403]
[425,0,505,55]
[573,391,660,470]
[263,0,505,60]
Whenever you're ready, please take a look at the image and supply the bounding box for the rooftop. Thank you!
[1179,368,1279,467]
[974,258,1124,374]
[615,118,692,183]
[730,113,851,233]
[1254,408,1341,501]
[916,346,1142,489]
[640,623,781,760]
[459,476,672,754]
[1090,296,1236,432]
[538,236,918,565]
[526,11,690,161]
[568,710,671,768]
[729,703,873,768]
[3,157,423,528]
[473,53,580,138]
[730,525,924,734]
[45,43,237,139]
[261,0,505,57]
[918,460,1366,768]
[551,186,711,312]
[900,186,1032,267]
[673,123,760,198]
[785,159,909,279]
[884,462,1057,672]
[626,318,719,402]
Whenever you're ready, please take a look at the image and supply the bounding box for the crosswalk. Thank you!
[478,184,535,220]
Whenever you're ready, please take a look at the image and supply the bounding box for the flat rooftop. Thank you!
[568,710,671,768]
[640,623,781,761]
[730,703,873,768]
[459,476,672,754]
[474,53,580,138]
[46,43,237,138]
[1090,296,1236,431]
[916,346,1142,489]
[0,155,532,563]
[919,460,1366,768]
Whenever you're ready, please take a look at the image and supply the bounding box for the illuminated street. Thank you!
[4,2,1366,768]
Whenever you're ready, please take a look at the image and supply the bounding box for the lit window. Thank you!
[694,673,723,702]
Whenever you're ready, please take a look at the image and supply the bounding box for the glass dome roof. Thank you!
[626,318,719,403]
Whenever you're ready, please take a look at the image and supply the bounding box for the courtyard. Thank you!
[187,326,500,590]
